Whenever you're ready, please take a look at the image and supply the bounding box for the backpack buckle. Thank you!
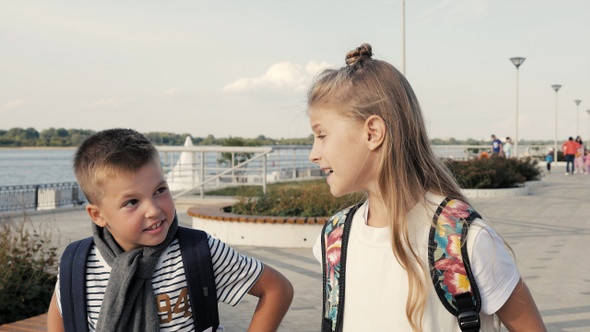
[457,311,480,331]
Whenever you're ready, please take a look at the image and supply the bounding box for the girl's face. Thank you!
[308,107,379,197]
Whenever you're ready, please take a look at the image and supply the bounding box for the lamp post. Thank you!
[401,0,406,75]
[574,100,582,136]
[552,84,562,162]
[510,57,525,158]
[587,109,590,150]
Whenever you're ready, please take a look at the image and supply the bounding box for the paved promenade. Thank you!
[2,164,589,331]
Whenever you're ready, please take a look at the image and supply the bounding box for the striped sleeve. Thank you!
[208,235,264,306]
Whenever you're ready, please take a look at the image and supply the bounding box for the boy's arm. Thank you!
[47,291,65,332]
[246,264,294,332]
[496,278,546,331]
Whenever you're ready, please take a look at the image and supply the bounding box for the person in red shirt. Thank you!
[561,137,582,175]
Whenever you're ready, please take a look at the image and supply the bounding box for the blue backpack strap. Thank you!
[60,237,93,332]
[177,227,219,332]
[321,204,360,332]
[428,197,482,332]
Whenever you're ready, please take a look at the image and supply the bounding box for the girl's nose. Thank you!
[309,143,320,163]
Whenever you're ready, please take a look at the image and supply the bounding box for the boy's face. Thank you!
[86,159,175,251]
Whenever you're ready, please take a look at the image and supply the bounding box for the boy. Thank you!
[47,128,293,332]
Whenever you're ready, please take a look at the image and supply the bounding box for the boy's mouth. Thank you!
[145,221,163,231]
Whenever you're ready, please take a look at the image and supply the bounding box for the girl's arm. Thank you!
[47,291,65,332]
[496,278,546,331]
[246,264,294,331]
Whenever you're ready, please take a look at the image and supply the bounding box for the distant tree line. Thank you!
[0,127,314,147]
[0,127,555,148]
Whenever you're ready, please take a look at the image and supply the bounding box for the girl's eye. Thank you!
[316,134,326,140]
[124,199,139,207]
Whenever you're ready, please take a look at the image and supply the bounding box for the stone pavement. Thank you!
[2,164,589,331]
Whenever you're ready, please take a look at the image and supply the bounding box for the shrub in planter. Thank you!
[445,157,541,189]
[231,180,364,217]
[0,215,57,324]
[231,157,542,216]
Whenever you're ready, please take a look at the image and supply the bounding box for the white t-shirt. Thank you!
[56,234,263,332]
[313,194,520,332]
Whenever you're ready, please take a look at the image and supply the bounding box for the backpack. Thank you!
[321,197,482,332]
[59,226,219,332]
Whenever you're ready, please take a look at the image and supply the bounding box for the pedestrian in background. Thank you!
[546,148,554,173]
[491,134,503,157]
[504,137,513,158]
[562,137,581,175]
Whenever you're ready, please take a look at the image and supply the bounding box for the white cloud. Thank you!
[223,60,333,93]
[3,99,26,110]
[418,0,487,22]
[162,88,182,96]
[82,97,134,108]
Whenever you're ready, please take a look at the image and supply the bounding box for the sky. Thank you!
[1,0,589,141]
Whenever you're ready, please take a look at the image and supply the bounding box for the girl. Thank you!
[574,136,585,174]
[584,149,590,174]
[308,44,545,331]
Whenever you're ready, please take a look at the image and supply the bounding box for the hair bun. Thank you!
[345,43,373,66]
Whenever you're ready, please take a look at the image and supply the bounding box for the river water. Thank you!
[0,146,474,188]
[0,147,318,187]
[0,149,77,186]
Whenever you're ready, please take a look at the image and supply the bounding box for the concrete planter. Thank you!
[188,180,544,247]
[188,203,326,248]
[461,180,543,198]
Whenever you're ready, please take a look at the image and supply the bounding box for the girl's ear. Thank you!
[365,115,386,151]
[86,204,107,227]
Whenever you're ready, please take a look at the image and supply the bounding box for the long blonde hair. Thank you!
[308,43,466,331]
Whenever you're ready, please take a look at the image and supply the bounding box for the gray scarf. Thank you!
[92,214,179,332]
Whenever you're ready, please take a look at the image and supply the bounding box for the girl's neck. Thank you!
[365,196,389,228]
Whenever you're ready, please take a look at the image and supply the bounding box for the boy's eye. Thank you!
[155,187,168,195]
[124,199,139,207]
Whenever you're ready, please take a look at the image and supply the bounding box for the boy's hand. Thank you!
[246,264,294,332]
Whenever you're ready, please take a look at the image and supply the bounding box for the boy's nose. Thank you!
[145,199,161,218]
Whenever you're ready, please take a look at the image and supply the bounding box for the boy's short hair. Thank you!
[74,128,160,204]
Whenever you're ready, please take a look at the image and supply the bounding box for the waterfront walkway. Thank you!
[1,164,589,331]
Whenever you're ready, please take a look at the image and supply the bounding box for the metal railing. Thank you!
[157,145,322,199]
[432,145,552,160]
[0,182,86,212]
[0,144,553,212]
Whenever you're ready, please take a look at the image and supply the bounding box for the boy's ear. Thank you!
[86,204,107,227]
[365,115,386,151]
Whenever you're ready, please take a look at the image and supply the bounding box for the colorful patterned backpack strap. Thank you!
[428,197,483,332]
[320,204,360,332]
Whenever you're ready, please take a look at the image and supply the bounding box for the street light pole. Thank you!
[510,57,525,158]
[401,0,406,75]
[552,84,562,162]
[574,100,582,136]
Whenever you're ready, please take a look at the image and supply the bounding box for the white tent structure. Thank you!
[167,136,199,192]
